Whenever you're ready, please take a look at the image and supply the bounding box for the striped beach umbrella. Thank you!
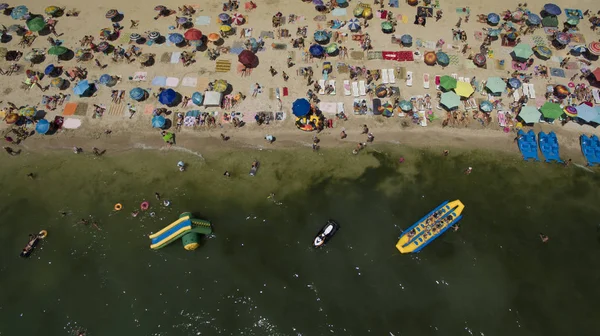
[130,33,142,42]
[99,28,112,39]
[148,31,160,40]
[105,9,119,19]
[348,18,361,32]
[564,106,577,117]
[231,13,244,25]
[534,45,552,59]
[588,41,600,56]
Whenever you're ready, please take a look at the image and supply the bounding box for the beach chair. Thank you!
[381,68,389,84]
[593,89,600,104]
[406,71,413,86]
[435,75,440,90]
[359,80,366,96]
[527,84,536,99]
[423,73,430,89]
[318,79,326,95]
[329,80,336,95]
[343,80,351,96]
[352,81,359,97]
[388,69,396,84]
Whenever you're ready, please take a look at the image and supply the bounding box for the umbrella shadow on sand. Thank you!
[57,50,74,62]
[152,36,166,45]
[30,54,46,65]
[59,79,71,90]
[111,13,124,23]
[0,34,12,43]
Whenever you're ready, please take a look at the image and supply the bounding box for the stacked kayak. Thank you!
[580,135,600,166]
[538,131,563,163]
[517,129,539,161]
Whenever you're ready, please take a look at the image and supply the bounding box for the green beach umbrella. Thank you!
[512,43,533,60]
[381,21,393,31]
[566,16,579,26]
[440,91,460,110]
[518,106,541,123]
[486,77,506,94]
[542,15,558,27]
[48,46,68,56]
[26,17,46,32]
[326,43,338,54]
[539,102,563,120]
[439,75,457,91]
[19,106,36,117]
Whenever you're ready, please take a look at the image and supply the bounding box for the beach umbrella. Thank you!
[455,81,474,97]
[362,7,372,18]
[5,113,18,124]
[542,15,558,27]
[105,9,119,19]
[218,13,230,22]
[506,32,517,41]
[44,64,56,76]
[207,33,220,42]
[148,31,160,40]
[231,13,244,25]
[353,6,364,18]
[424,52,437,66]
[326,43,338,55]
[314,30,329,42]
[26,17,46,32]
[19,106,35,117]
[192,92,203,105]
[564,105,578,117]
[400,34,412,45]
[152,115,166,128]
[436,52,449,66]
[591,68,600,81]
[177,17,189,25]
[473,53,487,66]
[539,102,563,120]
[168,33,184,44]
[184,28,202,41]
[97,42,110,52]
[487,13,500,25]
[50,77,63,88]
[512,43,533,60]
[99,74,112,85]
[48,46,68,56]
[35,119,50,134]
[238,49,258,68]
[554,32,570,45]
[381,21,393,33]
[486,77,506,94]
[526,13,541,25]
[375,85,387,98]
[313,0,324,5]
[534,45,552,59]
[570,45,587,55]
[487,28,501,37]
[407,0,418,6]
[512,11,524,21]
[129,87,145,101]
[576,104,598,122]
[587,41,600,56]
[441,92,460,109]
[7,24,24,33]
[336,0,348,5]
[382,102,393,117]
[439,75,457,91]
[292,98,311,117]
[220,25,232,33]
[24,50,42,61]
[554,84,569,98]
[399,100,413,111]
[348,18,361,32]
[479,100,494,112]
[543,4,562,16]
[0,4,8,10]
[73,80,91,96]
[130,33,142,42]
[159,88,177,105]
[566,16,579,26]
[11,5,28,20]
[213,80,228,93]
[99,28,112,39]
[45,6,61,16]
[309,44,324,57]
[518,106,541,123]
[508,78,522,89]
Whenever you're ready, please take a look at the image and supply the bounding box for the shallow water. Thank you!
[1,146,600,336]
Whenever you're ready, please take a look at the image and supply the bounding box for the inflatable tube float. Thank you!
[140,201,149,210]
[114,203,123,211]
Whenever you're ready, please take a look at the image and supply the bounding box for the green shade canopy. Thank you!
[26,17,46,32]
[440,91,461,109]
[566,16,579,25]
[381,21,393,30]
[512,43,533,60]
[439,75,457,91]
[539,102,563,119]
[542,16,558,27]
[486,77,507,94]
[48,46,68,56]
[518,106,541,123]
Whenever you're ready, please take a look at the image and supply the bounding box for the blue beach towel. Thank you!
[195,16,211,25]
[389,0,399,7]
[331,8,347,16]
[152,76,167,86]
[229,47,244,55]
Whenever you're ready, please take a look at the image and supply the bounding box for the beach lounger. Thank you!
[435,75,440,90]
[329,80,336,95]
[593,89,600,104]
[388,69,396,84]
[451,73,458,80]
[352,81,359,97]
[464,77,470,84]
[423,73,430,89]
[318,79,326,95]
[522,83,529,98]
[458,77,465,83]
[359,80,366,96]
[337,102,345,115]
[381,68,389,84]
[343,80,351,96]
[512,89,520,101]
[419,111,427,126]
[527,83,536,99]
[406,71,413,87]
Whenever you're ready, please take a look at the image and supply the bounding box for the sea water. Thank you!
[0,146,599,336]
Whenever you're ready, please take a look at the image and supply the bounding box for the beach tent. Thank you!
[486,77,506,94]
[292,98,311,117]
[518,106,541,124]
[539,102,563,120]
[440,92,460,109]
[203,91,223,106]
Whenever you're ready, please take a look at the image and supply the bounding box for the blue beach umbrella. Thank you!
[314,30,329,43]
[508,78,522,89]
[527,13,541,25]
[152,115,166,128]
[99,74,112,85]
[487,13,500,25]
[158,88,177,105]
[129,87,145,101]
[570,45,587,55]
[11,5,28,20]
[309,44,324,57]
[168,33,185,44]
[73,80,91,96]
[192,92,203,105]
[313,0,324,5]
[292,98,311,117]
[543,4,561,16]
[44,64,55,75]
[400,34,412,45]
[348,18,361,32]
[436,52,449,66]
[336,0,347,5]
[487,29,502,37]
[35,119,50,134]
[480,100,494,112]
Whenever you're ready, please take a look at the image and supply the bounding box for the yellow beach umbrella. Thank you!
[45,6,60,15]
[455,81,474,98]
[362,7,372,18]
[214,79,228,92]
[220,25,232,33]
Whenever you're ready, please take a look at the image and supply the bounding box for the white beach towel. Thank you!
[593,89,600,104]
[381,69,389,84]
[318,102,337,114]
[132,72,147,81]
[527,83,536,99]
[63,118,82,129]
[181,77,198,87]
[388,69,396,84]
[329,80,336,95]
[170,52,181,64]
[359,80,366,96]
[512,89,520,101]
[352,81,359,97]
[166,77,179,87]
[337,102,345,114]
[522,83,530,97]
[423,73,430,89]
[343,80,351,96]
[318,79,326,95]
[451,73,458,80]
[406,71,413,87]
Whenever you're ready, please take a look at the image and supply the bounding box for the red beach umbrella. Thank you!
[589,41,600,56]
[231,13,245,25]
[592,68,600,81]
[184,28,202,41]
[238,49,258,68]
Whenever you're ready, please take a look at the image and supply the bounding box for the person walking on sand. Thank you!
[361,124,369,134]
[340,129,347,139]
[252,83,260,97]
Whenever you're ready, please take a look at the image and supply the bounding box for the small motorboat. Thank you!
[20,230,47,258]
[249,161,259,176]
[313,220,340,248]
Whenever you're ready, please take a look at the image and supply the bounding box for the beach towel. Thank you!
[406,71,413,86]
[423,73,430,89]
[318,79,326,94]
[455,7,470,15]
[143,104,154,115]
[282,87,289,97]
[522,83,530,97]
[62,102,77,116]
[381,68,389,84]
[359,80,366,96]
[550,68,565,78]
[318,102,337,114]
[230,47,244,55]
[389,0,399,7]
[215,60,232,72]
[132,72,147,81]
[527,84,536,99]
[62,118,82,129]
[195,16,211,25]
[512,89,520,101]
[331,8,347,16]
[271,43,287,50]
[152,76,167,86]
[497,111,507,127]
[260,31,274,39]
[350,51,365,60]
[170,52,181,64]
[181,77,198,88]
[352,81,359,97]
[388,69,396,84]
[183,116,196,127]
[197,77,210,91]
[367,51,383,60]
[329,80,336,95]
[159,52,171,64]
[531,35,546,47]
[448,54,460,66]
[166,77,179,87]
[337,102,345,114]
[313,15,327,21]
[108,103,125,116]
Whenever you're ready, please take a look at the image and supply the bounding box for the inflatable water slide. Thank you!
[149,212,212,250]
